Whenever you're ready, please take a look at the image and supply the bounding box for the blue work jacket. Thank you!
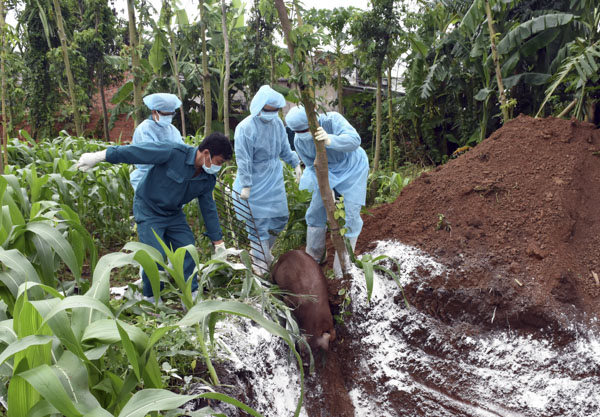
[106,142,223,241]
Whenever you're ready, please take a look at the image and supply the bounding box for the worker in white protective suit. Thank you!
[233,85,302,272]
[129,93,185,191]
[285,106,369,277]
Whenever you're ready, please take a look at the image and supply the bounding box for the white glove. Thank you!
[294,165,303,183]
[315,127,331,146]
[214,242,226,254]
[75,150,107,172]
[240,187,251,200]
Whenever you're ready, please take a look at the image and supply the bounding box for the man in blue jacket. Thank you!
[75,133,233,302]
[285,106,369,277]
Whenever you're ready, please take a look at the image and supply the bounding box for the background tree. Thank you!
[78,0,124,141]
[351,0,402,172]
[127,0,143,126]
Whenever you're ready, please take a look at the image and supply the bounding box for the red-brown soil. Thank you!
[300,115,600,417]
[356,114,600,331]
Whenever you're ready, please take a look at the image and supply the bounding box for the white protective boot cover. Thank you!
[306,226,327,264]
[251,239,273,275]
[333,236,358,277]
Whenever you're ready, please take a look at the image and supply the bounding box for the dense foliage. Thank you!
[0,0,598,414]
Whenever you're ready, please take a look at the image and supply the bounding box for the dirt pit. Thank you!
[184,115,600,416]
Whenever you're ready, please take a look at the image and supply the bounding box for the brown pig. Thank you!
[271,249,336,352]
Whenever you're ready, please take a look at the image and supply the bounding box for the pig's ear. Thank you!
[316,332,332,351]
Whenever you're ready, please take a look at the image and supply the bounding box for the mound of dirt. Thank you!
[357,115,600,332]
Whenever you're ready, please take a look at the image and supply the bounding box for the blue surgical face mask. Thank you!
[156,114,174,127]
[259,110,280,122]
[203,154,221,175]
[295,132,313,141]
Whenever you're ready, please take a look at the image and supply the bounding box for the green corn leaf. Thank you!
[26,399,61,417]
[198,392,264,417]
[0,269,25,297]
[0,248,41,284]
[141,350,163,389]
[115,321,141,381]
[0,335,53,366]
[82,407,114,417]
[19,364,83,417]
[73,252,136,338]
[8,360,40,417]
[42,296,114,330]
[361,258,375,303]
[2,175,28,214]
[29,298,87,361]
[132,250,161,306]
[0,319,17,346]
[81,319,148,353]
[26,221,81,283]
[53,351,103,413]
[179,300,304,417]
[30,233,56,288]
[143,325,178,357]
[116,389,197,417]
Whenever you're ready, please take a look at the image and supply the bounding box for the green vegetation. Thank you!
[0,0,598,415]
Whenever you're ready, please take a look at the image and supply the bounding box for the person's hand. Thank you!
[75,150,107,172]
[214,242,226,254]
[315,127,331,146]
[240,187,251,200]
[294,165,303,183]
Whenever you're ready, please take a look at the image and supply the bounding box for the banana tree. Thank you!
[351,0,402,172]
[149,1,190,136]
[536,7,600,120]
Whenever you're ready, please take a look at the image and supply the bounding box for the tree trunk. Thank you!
[221,0,230,138]
[200,1,212,137]
[372,69,382,172]
[99,63,110,142]
[336,56,343,115]
[274,0,350,278]
[0,0,7,169]
[52,0,83,137]
[127,0,143,127]
[485,0,509,124]
[94,11,109,142]
[387,65,393,170]
[172,52,186,137]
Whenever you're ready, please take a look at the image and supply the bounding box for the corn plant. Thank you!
[0,242,294,416]
[346,240,410,307]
